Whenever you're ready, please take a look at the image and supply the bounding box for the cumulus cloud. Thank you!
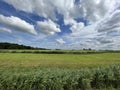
[0,14,37,35]
[0,27,12,33]
[4,0,119,22]
[69,23,98,39]
[4,0,34,13]
[95,36,120,50]
[2,0,120,50]
[4,0,57,20]
[70,22,84,32]
[64,0,118,25]
[96,36,113,44]
[37,19,61,35]
[96,10,120,34]
[79,0,117,23]
[4,0,77,21]
[88,9,120,49]
[56,38,66,44]
[66,11,120,50]
[64,0,120,46]
[4,0,119,30]
[66,0,119,34]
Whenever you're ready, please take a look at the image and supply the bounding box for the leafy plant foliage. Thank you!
[0,65,120,90]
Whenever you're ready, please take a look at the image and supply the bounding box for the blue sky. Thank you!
[0,0,120,50]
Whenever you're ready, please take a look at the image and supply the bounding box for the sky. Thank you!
[0,0,120,50]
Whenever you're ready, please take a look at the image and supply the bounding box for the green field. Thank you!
[0,52,120,68]
[0,51,120,90]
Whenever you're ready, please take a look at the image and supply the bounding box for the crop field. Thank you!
[0,52,120,68]
[0,50,120,90]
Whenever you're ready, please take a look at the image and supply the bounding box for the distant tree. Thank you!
[83,48,86,50]
[0,42,47,50]
[88,48,92,51]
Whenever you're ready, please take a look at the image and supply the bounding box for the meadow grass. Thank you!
[0,52,120,90]
[0,52,120,68]
[0,65,120,90]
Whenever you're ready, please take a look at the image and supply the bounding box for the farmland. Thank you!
[0,51,120,68]
[0,50,120,90]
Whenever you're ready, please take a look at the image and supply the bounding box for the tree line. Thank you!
[0,42,46,50]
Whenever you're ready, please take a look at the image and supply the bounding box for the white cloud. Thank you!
[4,0,34,13]
[4,0,119,28]
[37,19,61,35]
[64,18,76,25]
[4,0,57,20]
[63,0,118,25]
[56,38,66,44]
[69,23,98,39]
[58,39,100,50]
[64,0,120,47]
[96,10,120,34]
[4,0,119,23]
[0,14,37,35]
[95,36,120,50]
[4,0,76,21]
[2,0,120,50]
[79,0,117,23]
[96,36,113,44]
[66,10,120,50]
[70,22,84,32]
[0,27,12,33]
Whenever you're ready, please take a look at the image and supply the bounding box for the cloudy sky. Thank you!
[0,0,120,50]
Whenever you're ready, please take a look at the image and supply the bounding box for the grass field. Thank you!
[0,52,120,68]
[0,51,120,90]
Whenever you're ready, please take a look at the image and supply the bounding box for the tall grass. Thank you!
[0,65,120,90]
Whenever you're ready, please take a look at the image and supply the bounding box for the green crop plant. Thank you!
[0,65,120,90]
